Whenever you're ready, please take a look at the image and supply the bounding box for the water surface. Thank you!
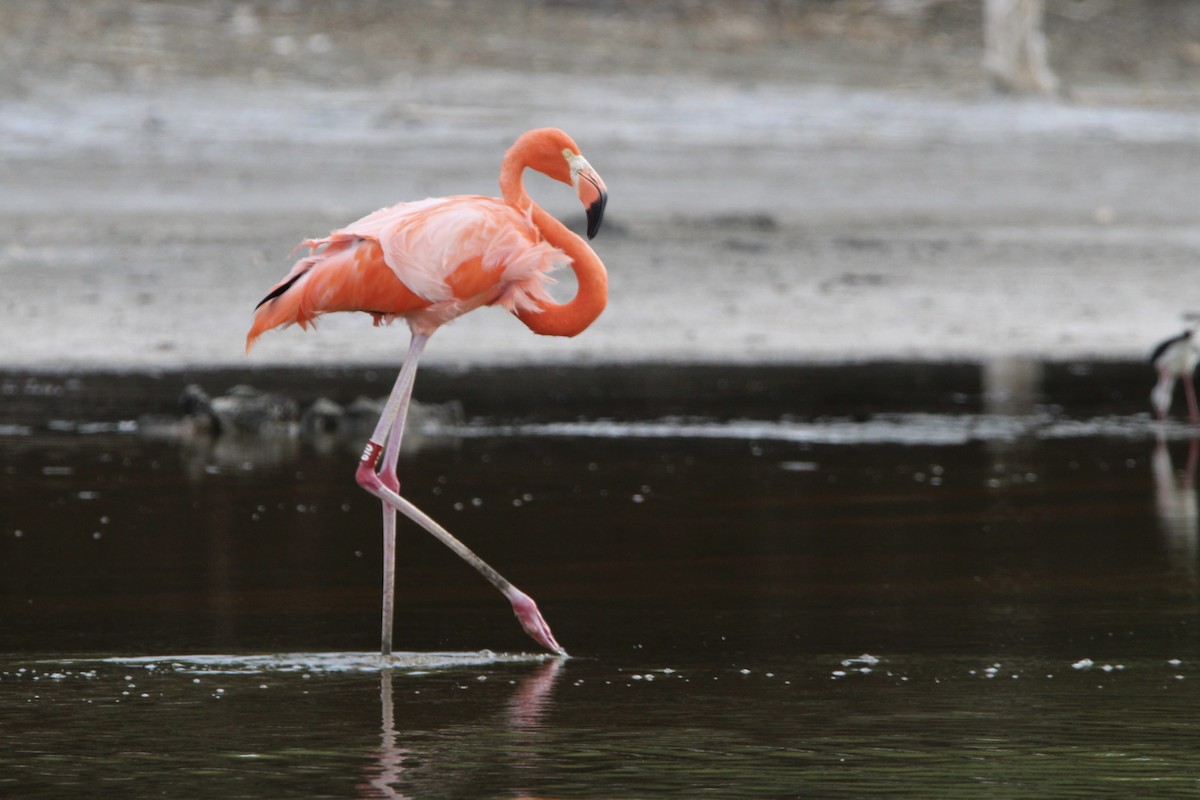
[4,362,1200,798]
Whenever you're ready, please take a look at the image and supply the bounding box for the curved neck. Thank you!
[501,149,607,338]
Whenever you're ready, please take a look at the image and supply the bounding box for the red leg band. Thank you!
[360,440,384,469]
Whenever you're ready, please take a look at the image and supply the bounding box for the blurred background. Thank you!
[2,0,1200,369]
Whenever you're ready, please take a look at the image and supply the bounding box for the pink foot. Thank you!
[507,588,567,656]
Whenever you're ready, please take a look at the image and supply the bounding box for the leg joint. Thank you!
[356,460,381,492]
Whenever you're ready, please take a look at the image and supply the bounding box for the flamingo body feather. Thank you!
[247,195,569,347]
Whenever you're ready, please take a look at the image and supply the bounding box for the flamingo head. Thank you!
[518,128,608,239]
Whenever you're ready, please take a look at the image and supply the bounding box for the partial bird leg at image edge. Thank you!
[354,330,567,658]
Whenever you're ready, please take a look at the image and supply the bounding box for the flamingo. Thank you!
[246,128,609,657]
[1150,328,1200,424]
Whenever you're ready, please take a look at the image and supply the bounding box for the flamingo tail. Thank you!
[245,259,320,352]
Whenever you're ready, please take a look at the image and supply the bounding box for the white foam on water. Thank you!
[74,650,555,675]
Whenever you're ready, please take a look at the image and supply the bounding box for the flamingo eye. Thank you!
[564,151,591,185]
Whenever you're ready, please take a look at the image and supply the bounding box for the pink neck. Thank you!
[500,142,607,338]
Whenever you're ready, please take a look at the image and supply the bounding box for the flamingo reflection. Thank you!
[506,656,563,731]
[359,658,564,799]
[363,670,409,800]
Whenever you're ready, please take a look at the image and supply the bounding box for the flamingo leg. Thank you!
[367,332,428,656]
[357,331,566,657]
[362,480,566,656]
[379,502,398,656]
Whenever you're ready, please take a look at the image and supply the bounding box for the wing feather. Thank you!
[247,195,569,350]
[337,196,568,310]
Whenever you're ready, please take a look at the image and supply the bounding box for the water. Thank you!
[4,362,1200,798]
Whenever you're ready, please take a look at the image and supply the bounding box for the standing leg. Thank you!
[379,502,398,656]
[364,332,429,656]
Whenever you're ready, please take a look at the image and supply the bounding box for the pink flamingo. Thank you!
[246,128,609,656]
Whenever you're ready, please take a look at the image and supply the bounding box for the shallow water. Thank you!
[4,362,1200,798]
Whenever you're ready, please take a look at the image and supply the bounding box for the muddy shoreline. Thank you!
[0,358,1160,432]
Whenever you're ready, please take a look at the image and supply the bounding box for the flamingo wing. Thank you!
[247,196,569,348]
[338,196,565,309]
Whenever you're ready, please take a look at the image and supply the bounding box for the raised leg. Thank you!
[359,478,566,656]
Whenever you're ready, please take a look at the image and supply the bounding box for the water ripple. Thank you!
[457,412,1175,447]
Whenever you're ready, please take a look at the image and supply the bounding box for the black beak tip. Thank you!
[586,191,607,240]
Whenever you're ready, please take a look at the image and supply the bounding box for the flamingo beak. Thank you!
[585,180,607,240]
[568,151,607,240]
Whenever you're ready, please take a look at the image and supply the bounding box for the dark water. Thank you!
[4,362,1200,798]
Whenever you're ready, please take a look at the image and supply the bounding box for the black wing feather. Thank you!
[254,267,311,310]
[1150,330,1192,364]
